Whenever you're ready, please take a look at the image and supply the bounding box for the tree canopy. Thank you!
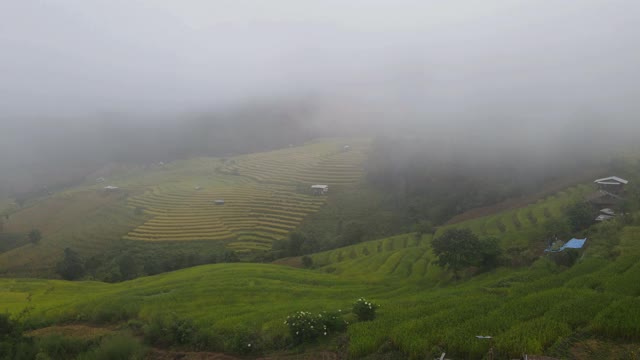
[56,248,85,280]
[28,229,41,245]
[566,202,594,232]
[431,228,502,278]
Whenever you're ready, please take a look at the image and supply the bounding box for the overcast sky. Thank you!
[1,0,639,123]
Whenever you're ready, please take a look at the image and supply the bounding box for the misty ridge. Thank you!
[1,0,639,196]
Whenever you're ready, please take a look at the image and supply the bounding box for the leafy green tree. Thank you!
[56,248,85,280]
[431,228,482,279]
[287,232,306,256]
[566,202,594,232]
[222,250,239,263]
[28,229,42,245]
[117,254,137,281]
[341,221,365,246]
[478,236,502,269]
[301,255,313,268]
[414,220,434,237]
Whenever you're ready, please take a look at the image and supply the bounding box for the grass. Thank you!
[3,143,640,357]
[2,214,640,358]
[435,184,593,250]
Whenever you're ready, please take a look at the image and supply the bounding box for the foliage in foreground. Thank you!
[2,217,640,359]
[353,298,379,322]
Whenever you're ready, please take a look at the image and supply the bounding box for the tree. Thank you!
[222,250,239,263]
[287,232,306,256]
[117,254,137,280]
[566,202,594,232]
[414,220,434,238]
[28,229,41,245]
[56,248,85,280]
[341,221,365,246]
[431,228,482,279]
[301,255,313,268]
[478,236,502,269]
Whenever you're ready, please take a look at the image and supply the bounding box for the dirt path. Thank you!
[26,324,116,339]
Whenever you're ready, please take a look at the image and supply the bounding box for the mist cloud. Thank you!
[1,0,639,195]
[1,0,638,122]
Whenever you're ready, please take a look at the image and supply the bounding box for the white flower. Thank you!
[324,332,327,336]
[247,344,252,348]
[296,331,299,335]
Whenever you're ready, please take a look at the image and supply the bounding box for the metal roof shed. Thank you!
[594,176,629,185]
[560,238,587,250]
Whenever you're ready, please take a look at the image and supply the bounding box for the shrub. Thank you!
[143,316,197,346]
[36,334,94,359]
[77,334,147,360]
[285,311,324,344]
[0,313,37,360]
[284,310,347,345]
[353,298,379,322]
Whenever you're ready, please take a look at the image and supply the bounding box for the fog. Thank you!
[1,0,639,194]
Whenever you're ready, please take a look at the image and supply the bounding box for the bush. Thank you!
[77,334,147,360]
[36,334,94,359]
[319,311,348,332]
[301,256,313,268]
[353,298,379,322]
[285,311,324,344]
[143,316,197,346]
[284,310,348,345]
[0,313,37,360]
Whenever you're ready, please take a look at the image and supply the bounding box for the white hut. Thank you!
[311,185,329,195]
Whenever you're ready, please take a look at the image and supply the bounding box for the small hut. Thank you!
[311,185,329,195]
[594,176,628,195]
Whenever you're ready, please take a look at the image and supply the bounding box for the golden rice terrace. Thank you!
[124,139,369,252]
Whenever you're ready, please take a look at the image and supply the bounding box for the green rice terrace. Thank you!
[3,172,640,359]
[125,139,368,251]
[0,139,369,274]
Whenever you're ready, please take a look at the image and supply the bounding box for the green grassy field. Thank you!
[2,212,640,359]
[0,138,369,275]
[435,184,593,248]
[3,142,640,358]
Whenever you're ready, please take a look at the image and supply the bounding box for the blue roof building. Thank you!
[560,238,587,250]
[544,238,587,252]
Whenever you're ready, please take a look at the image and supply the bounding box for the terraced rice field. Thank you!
[124,139,369,251]
[218,141,366,186]
[435,184,593,248]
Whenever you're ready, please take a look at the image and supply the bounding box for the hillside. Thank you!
[3,184,640,359]
[0,139,369,277]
